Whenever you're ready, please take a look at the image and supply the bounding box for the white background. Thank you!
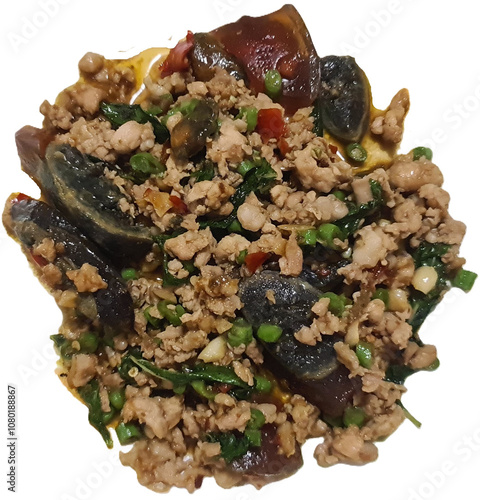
[1,1,479,499]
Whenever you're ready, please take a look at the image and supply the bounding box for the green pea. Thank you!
[257,324,283,343]
[346,142,367,163]
[264,69,283,99]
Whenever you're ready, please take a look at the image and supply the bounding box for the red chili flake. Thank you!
[169,195,189,215]
[31,252,48,267]
[159,31,194,77]
[256,108,286,142]
[317,267,331,277]
[245,251,270,274]
[278,136,292,157]
[329,144,338,155]
[11,193,31,204]
[194,476,204,489]
[216,383,233,394]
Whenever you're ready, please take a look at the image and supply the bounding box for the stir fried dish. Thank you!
[3,4,476,493]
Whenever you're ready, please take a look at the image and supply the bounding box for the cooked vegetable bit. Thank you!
[257,324,283,343]
[412,146,433,161]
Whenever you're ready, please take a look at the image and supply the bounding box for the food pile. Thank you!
[3,4,476,493]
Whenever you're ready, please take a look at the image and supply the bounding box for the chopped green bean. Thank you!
[452,269,477,292]
[298,229,317,246]
[257,324,283,343]
[412,146,433,161]
[244,429,262,447]
[317,223,345,249]
[102,409,117,425]
[227,318,253,347]
[264,69,283,99]
[321,292,350,317]
[144,307,161,329]
[228,219,243,233]
[237,107,258,132]
[332,190,346,201]
[356,341,374,368]
[236,249,248,265]
[248,409,266,430]
[116,422,143,445]
[343,406,366,428]
[78,332,99,354]
[254,376,272,393]
[157,301,185,327]
[191,380,216,400]
[108,389,126,411]
[346,142,367,163]
[121,268,138,281]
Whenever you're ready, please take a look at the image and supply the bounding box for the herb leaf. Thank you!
[100,102,169,143]
[409,242,451,334]
[191,160,216,182]
[335,179,384,237]
[130,358,250,389]
[77,379,113,448]
[154,232,190,287]
[206,432,251,463]
[199,159,277,230]
[128,152,166,184]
